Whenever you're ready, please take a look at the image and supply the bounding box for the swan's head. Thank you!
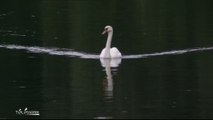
[102,25,113,35]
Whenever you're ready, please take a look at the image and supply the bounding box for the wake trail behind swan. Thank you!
[0,44,213,59]
[123,47,213,59]
[0,44,99,59]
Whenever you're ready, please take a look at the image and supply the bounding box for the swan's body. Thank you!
[100,26,122,58]
[100,47,121,58]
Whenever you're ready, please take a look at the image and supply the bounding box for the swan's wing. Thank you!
[110,47,122,58]
[100,48,106,58]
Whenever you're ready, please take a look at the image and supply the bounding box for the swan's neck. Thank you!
[105,31,113,49]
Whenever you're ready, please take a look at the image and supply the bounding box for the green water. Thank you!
[0,0,213,119]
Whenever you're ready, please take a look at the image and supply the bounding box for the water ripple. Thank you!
[123,47,213,59]
[0,44,213,59]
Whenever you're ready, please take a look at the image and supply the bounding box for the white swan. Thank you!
[100,25,122,58]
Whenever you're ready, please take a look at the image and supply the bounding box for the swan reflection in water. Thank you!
[95,58,121,119]
[100,58,121,99]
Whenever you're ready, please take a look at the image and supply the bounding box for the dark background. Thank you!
[0,0,213,119]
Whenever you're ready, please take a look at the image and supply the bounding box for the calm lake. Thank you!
[0,0,213,119]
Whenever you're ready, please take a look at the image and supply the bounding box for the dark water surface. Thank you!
[1,0,213,119]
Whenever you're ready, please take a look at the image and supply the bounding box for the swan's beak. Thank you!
[102,30,107,35]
